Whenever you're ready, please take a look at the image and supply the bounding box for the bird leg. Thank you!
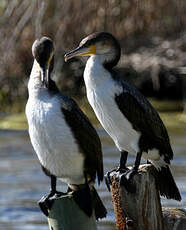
[126,151,142,179]
[38,175,65,216]
[119,151,142,193]
[117,150,129,171]
[105,151,129,191]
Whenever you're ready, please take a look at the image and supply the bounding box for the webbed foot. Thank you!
[105,166,138,193]
[119,167,138,193]
[105,166,129,191]
[38,190,65,216]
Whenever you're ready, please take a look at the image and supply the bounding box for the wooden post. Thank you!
[110,164,164,230]
[47,194,97,230]
[162,208,186,230]
[110,164,186,230]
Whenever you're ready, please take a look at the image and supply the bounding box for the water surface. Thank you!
[0,109,186,230]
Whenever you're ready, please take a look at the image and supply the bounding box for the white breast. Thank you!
[26,93,85,185]
[84,56,140,155]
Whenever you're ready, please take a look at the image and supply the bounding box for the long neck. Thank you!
[84,56,110,90]
[28,60,43,94]
[28,60,58,97]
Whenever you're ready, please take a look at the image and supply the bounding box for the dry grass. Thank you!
[0,0,186,110]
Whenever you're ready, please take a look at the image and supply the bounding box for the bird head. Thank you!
[64,32,121,69]
[32,37,54,88]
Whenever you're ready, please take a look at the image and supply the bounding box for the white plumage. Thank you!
[64,31,181,201]
[26,60,84,185]
[26,37,108,219]
[84,56,165,168]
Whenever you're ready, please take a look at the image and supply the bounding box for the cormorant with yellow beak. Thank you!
[64,32,181,201]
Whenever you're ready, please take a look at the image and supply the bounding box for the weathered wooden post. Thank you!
[162,208,186,230]
[45,194,97,230]
[110,164,164,230]
[39,164,186,230]
[110,164,186,230]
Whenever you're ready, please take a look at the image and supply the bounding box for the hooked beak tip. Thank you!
[64,56,68,62]
[64,46,84,62]
[64,51,74,62]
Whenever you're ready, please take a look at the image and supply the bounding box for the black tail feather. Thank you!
[91,186,107,220]
[153,166,181,201]
[71,185,107,220]
[72,185,93,217]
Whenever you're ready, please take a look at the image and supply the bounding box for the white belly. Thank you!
[84,56,162,166]
[87,86,162,165]
[86,82,140,155]
[26,95,85,185]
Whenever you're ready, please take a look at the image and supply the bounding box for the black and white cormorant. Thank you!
[25,36,107,219]
[64,32,181,201]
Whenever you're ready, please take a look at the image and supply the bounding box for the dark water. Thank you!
[0,112,186,230]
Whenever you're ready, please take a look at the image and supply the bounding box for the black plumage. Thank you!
[113,75,181,201]
[26,37,107,218]
[64,31,181,201]
[113,76,173,163]
[61,96,104,184]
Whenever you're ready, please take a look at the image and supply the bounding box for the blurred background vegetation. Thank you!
[0,0,186,113]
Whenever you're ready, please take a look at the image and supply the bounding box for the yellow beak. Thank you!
[64,45,96,62]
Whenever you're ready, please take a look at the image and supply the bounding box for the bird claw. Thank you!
[105,167,137,193]
[104,167,129,192]
[38,194,53,216]
[125,167,138,181]
[119,167,137,193]
[38,191,65,216]
[126,217,134,229]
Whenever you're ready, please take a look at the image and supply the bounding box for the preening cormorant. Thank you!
[26,36,107,218]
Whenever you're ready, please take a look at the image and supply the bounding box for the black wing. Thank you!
[60,95,103,184]
[114,79,173,160]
